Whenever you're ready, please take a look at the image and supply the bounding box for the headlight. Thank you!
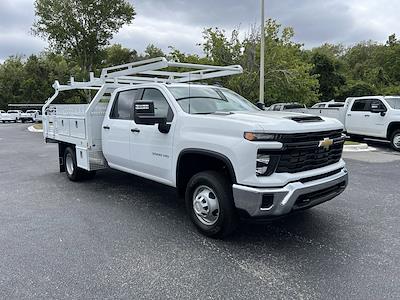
[256,154,270,176]
[244,132,278,141]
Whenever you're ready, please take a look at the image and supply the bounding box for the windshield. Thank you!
[168,86,259,114]
[386,98,400,109]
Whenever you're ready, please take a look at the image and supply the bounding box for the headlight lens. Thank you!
[256,154,271,176]
[244,132,277,142]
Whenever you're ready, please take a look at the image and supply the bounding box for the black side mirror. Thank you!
[134,101,164,125]
[370,102,387,116]
[134,101,171,133]
[256,102,265,110]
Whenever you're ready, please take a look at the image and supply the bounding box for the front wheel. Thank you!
[390,130,400,152]
[185,171,238,238]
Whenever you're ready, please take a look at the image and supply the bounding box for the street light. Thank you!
[259,0,265,108]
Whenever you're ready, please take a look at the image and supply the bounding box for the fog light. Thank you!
[256,154,270,176]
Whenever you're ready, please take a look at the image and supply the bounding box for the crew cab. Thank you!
[43,58,348,237]
[306,96,400,151]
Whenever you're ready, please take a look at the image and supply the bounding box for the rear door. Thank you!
[346,99,372,135]
[102,89,139,169]
[130,88,176,184]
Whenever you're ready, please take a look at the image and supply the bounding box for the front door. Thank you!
[130,88,176,184]
[366,100,388,137]
[102,89,138,169]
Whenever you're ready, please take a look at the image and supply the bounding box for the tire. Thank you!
[185,171,238,238]
[64,147,86,181]
[390,130,400,152]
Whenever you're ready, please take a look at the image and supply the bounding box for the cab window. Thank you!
[351,100,371,112]
[140,88,174,122]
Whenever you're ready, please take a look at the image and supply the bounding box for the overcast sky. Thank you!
[1,0,399,61]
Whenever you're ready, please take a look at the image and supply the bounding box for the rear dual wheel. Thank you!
[64,147,96,181]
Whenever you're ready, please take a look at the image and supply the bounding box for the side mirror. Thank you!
[134,101,164,125]
[370,102,387,116]
[256,102,265,110]
[133,101,171,133]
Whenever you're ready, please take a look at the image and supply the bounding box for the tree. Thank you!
[144,44,165,59]
[102,44,140,67]
[337,82,377,100]
[310,52,346,100]
[33,0,135,78]
[200,21,319,105]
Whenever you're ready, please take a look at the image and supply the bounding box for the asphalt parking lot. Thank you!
[0,123,399,299]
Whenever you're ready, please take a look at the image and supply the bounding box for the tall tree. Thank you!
[32,0,135,78]
[310,52,346,100]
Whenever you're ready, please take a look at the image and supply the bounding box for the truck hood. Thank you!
[202,111,344,133]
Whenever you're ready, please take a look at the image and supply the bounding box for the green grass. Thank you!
[33,123,43,130]
[345,140,360,145]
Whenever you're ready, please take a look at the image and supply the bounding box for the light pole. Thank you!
[259,0,265,107]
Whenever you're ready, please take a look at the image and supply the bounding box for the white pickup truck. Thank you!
[307,96,400,151]
[1,110,20,123]
[43,58,348,237]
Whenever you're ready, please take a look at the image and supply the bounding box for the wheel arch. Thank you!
[387,122,400,139]
[176,149,237,196]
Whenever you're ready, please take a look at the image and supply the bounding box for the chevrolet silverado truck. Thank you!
[43,58,348,237]
[307,96,400,151]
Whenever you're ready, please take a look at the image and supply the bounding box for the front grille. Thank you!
[274,130,344,174]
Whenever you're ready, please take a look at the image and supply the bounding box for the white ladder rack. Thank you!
[53,57,243,91]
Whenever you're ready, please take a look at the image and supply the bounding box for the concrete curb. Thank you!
[343,143,375,152]
[28,125,43,133]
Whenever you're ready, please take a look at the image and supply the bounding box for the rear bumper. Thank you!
[232,168,348,218]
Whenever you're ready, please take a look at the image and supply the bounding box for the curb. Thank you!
[343,143,375,152]
[28,125,43,133]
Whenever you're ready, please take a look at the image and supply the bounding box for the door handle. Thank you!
[347,114,351,117]
[364,115,370,117]
[131,128,140,133]
[103,126,110,130]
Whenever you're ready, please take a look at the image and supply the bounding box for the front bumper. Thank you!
[232,168,348,218]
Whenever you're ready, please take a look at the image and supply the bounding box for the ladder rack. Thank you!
[53,57,243,91]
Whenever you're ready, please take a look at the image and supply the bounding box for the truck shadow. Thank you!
[88,168,353,248]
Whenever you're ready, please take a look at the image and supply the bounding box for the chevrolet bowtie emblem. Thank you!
[319,138,334,151]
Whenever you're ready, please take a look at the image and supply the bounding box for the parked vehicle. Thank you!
[43,58,348,237]
[26,110,42,122]
[305,96,400,151]
[267,103,307,111]
[20,111,35,123]
[1,110,20,123]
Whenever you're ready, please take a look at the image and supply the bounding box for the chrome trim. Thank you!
[232,168,348,218]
